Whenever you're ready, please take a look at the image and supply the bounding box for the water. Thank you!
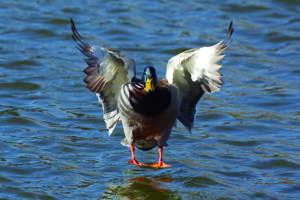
[0,0,299,199]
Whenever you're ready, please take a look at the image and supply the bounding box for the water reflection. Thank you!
[102,176,180,200]
[0,0,300,199]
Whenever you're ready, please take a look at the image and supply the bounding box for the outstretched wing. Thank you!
[71,18,136,135]
[166,21,233,132]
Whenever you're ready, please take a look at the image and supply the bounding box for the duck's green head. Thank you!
[142,66,157,92]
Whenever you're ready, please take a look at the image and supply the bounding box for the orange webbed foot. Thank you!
[145,146,172,169]
[128,159,144,167]
[128,144,145,167]
[146,161,172,169]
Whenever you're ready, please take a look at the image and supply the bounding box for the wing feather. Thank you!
[166,21,233,132]
[71,18,136,135]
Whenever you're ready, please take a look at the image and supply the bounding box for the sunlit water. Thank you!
[0,0,299,199]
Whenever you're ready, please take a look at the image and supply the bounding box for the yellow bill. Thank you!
[145,78,154,92]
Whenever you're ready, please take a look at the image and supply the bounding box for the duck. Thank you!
[71,18,233,168]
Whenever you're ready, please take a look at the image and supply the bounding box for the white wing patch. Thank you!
[166,41,227,94]
[166,21,233,132]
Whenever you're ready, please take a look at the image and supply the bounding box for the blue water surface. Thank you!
[0,0,299,199]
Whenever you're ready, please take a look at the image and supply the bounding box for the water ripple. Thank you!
[0,0,299,199]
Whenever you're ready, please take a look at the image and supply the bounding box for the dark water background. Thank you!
[0,0,299,199]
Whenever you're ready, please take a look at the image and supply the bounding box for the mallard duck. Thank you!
[71,19,233,168]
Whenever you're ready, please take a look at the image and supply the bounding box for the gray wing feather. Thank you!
[71,19,136,135]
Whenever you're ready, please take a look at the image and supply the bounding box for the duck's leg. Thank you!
[149,146,172,168]
[128,144,144,166]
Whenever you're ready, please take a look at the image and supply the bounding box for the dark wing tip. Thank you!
[225,21,234,41]
[70,18,83,43]
[228,21,234,38]
[70,17,75,28]
[70,18,97,59]
[221,21,234,48]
